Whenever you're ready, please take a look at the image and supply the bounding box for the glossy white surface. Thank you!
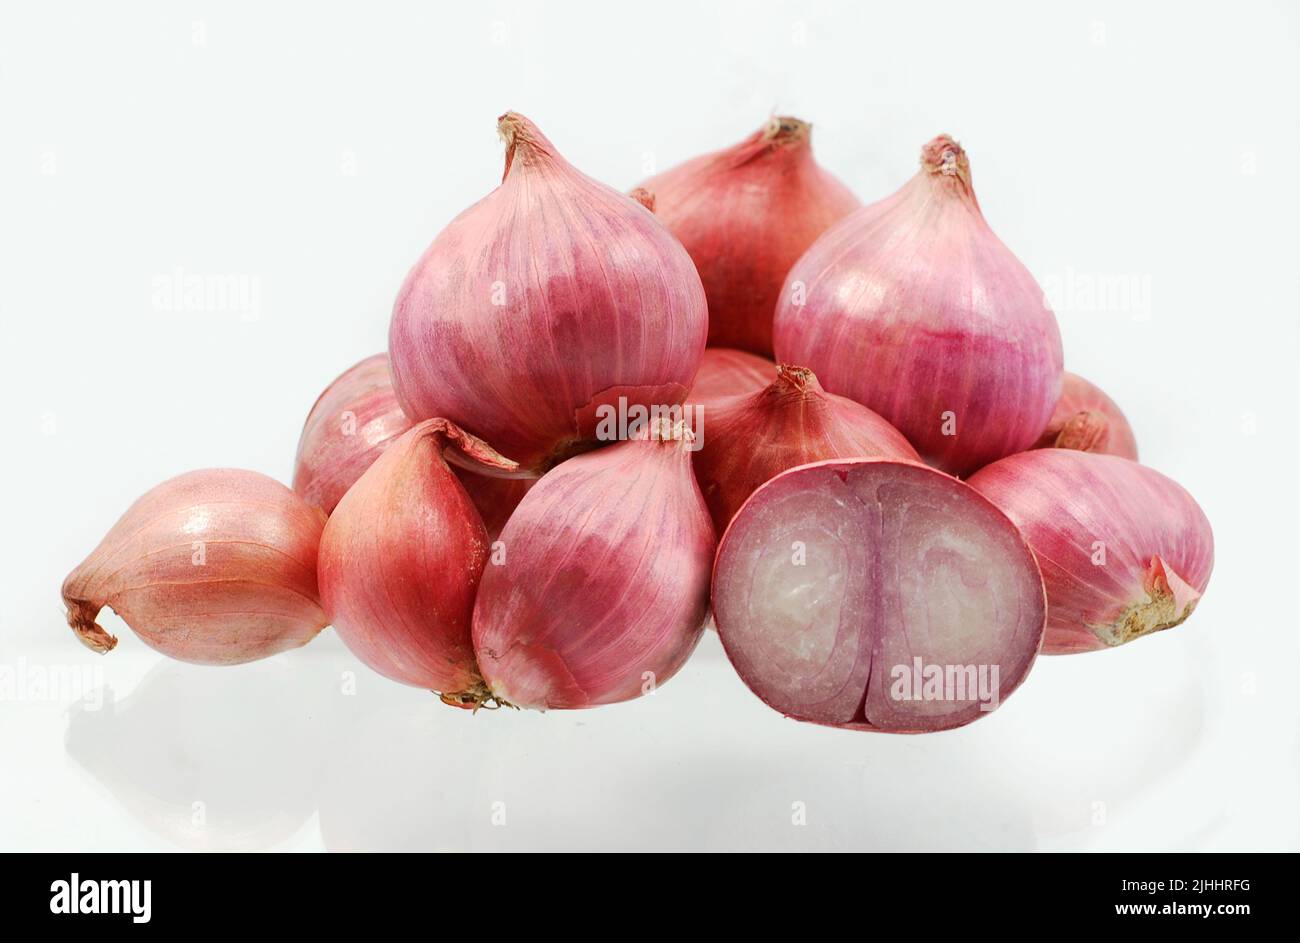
[1,0,1297,851]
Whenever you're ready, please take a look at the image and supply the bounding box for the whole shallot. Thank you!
[774,135,1063,476]
[62,470,328,665]
[641,117,860,355]
[968,450,1213,653]
[318,419,518,705]
[473,419,714,709]
[292,353,414,515]
[390,112,707,475]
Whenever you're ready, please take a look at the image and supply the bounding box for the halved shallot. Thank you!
[62,470,328,665]
[473,420,714,710]
[712,459,1045,732]
[967,450,1213,654]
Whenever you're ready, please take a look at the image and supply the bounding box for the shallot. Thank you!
[318,419,518,705]
[62,470,328,665]
[292,353,414,514]
[967,450,1213,653]
[687,347,776,411]
[773,135,1063,476]
[390,112,707,475]
[640,117,860,355]
[1032,371,1138,460]
[712,459,1045,732]
[692,364,919,533]
[473,419,714,709]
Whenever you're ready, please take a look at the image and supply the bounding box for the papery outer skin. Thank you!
[453,470,533,540]
[967,450,1213,654]
[773,135,1063,476]
[389,112,708,475]
[640,117,861,356]
[711,458,1045,733]
[692,365,920,534]
[472,426,715,709]
[292,353,415,514]
[61,470,328,665]
[318,419,516,696]
[686,347,776,410]
[1031,371,1139,460]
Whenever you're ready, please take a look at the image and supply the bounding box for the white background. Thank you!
[1,1,1297,851]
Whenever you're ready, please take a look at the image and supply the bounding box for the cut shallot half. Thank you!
[712,459,1045,732]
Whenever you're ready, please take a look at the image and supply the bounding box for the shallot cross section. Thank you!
[712,459,1046,732]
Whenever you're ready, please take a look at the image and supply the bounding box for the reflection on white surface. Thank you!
[32,629,1254,851]
[63,655,341,850]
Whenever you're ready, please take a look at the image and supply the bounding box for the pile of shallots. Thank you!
[63,112,1213,732]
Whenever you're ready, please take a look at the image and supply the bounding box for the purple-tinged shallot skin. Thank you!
[472,420,715,710]
[692,364,920,534]
[686,347,777,412]
[62,470,328,665]
[292,353,414,515]
[1031,371,1139,460]
[389,112,708,476]
[640,116,861,356]
[774,135,1064,476]
[967,450,1213,654]
[712,459,1046,732]
[318,419,519,707]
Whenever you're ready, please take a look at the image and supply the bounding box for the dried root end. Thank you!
[1090,557,1201,647]
[764,116,811,145]
[66,601,118,655]
[439,680,517,713]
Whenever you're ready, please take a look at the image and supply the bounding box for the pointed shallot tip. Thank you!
[1055,410,1109,452]
[920,134,969,177]
[773,363,816,392]
[629,187,656,212]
